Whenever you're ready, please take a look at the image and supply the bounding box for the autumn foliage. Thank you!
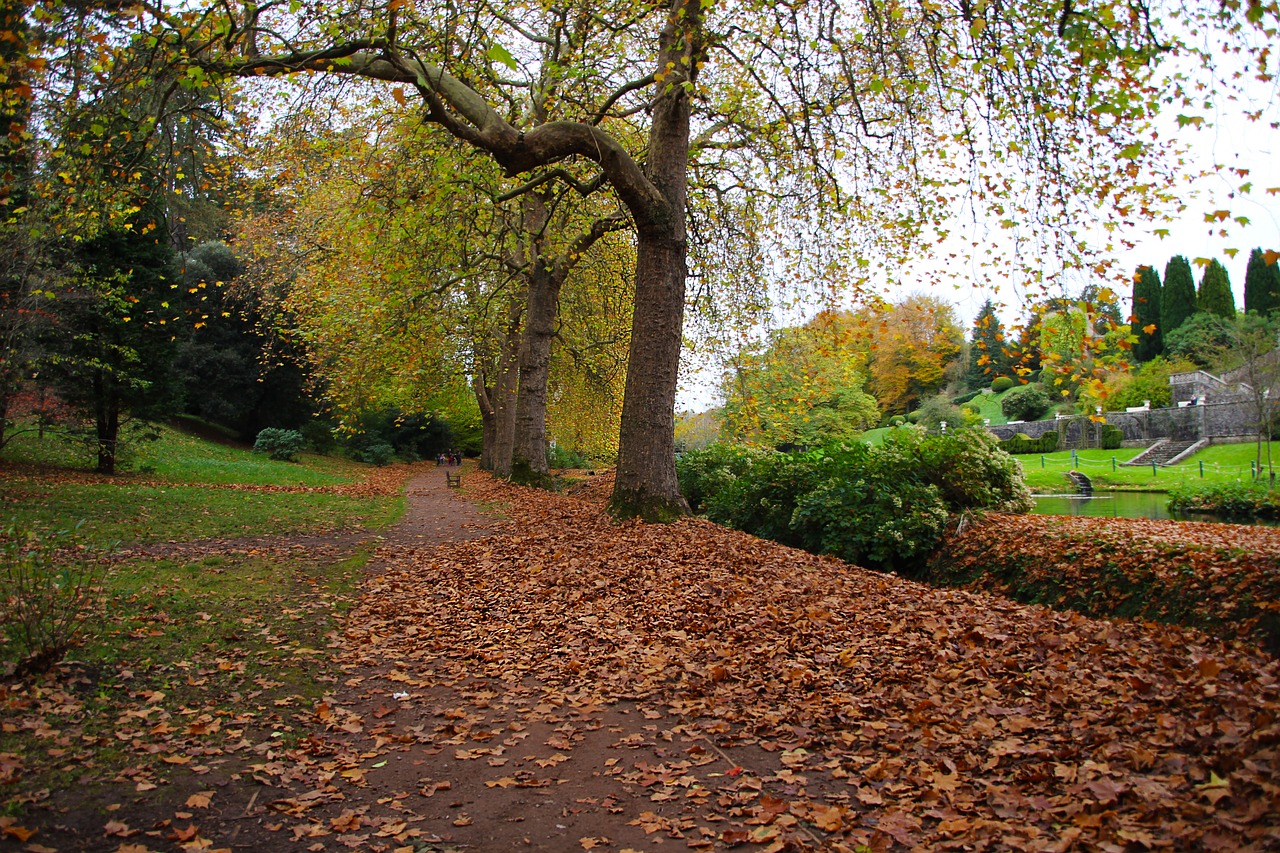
[929,513,1280,652]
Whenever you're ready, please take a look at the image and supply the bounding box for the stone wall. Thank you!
[988,399,1263,447]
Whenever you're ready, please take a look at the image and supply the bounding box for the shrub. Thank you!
[548,443,589,469]
[991,376,1015,393]
[1000,383,1051,421]
[686,429,1031,574]
[0,523,104,677]
[952,389,982,406]
[1101,424,1124,450]
[1168,482,1280,518]
[906,410,922,423]
[300,420,339,454]
[1000,430,1058,454]
[359,441,396,466]
[890,415,906,427]
[253,427,306,461]
[791,444,949,572]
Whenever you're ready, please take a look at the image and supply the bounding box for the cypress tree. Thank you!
[1243,248,1280,316]
[1130,264,1163,362]
[1197,259,1236,319]
[1161,255,1197,335]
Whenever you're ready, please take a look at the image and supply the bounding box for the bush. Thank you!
[548,443,589,469]
[1168,481,1280,518]
[253,427,306,462]
[999,430,1058,454]
[906,410,922,423]
[1000,383,1051,421]
[991,376,1015,393]
[952,389,982,406]
[684,429,1031,574]
[359,441,396,466]
[1101,424,1124,450]
[0,523,104,677]
[890,415,906,427]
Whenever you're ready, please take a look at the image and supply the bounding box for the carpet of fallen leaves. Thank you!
[339,474,1280,851]
[929,513,1280,652]
[4,470,1280,852]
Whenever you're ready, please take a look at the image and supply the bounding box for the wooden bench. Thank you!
[445,471,462,489]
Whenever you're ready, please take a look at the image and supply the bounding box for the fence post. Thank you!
[1112,457,1116,472]
[1041,455,1045,468]
[1072,450,1078,470]
[1200,460,1204,478]
[1152,460,1157,477]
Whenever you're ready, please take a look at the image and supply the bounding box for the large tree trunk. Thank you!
[608,231,689,519]
[511,263,560,484]
[606,0,701,520]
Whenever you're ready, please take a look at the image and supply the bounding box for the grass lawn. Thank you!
[1018,440,1280,492]
[0,421,404,546]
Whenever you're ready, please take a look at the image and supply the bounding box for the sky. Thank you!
[676,73,1280,413]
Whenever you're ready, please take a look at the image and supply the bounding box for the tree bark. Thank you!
[511,261,560,483]
[606,0,701,520]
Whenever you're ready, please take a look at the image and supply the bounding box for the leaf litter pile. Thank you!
[4,469,1280,852]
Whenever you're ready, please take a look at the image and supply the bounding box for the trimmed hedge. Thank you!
[991,376,1015,393]
[999,430,1058,454]
[1101,424,1124,450]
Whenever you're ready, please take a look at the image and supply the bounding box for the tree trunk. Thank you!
[511,263,560,484]
[608,231,690,520]
[607,2,701,520]
[489,330,520,477]
[95,374,119,475]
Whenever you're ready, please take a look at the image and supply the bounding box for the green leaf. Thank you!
[488,44,517,71]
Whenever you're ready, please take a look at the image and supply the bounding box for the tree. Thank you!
[967,299,1014,388]
[1198,259,1236,319]
[1161,255,1197,337]
[1224,314,1280,481]
[721,312,879,449]
[129,0,1274,519]
[40,216,182,474]
[866,296,964,416]
[1163,312,1238,368]
[1131,264,1163,362]
[1244,249,1280,317]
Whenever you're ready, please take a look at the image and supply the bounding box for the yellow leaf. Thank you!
[391,87,407,106]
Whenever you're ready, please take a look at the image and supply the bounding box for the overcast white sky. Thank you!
[677,77,1280,413]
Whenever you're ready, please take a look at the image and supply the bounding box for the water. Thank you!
[1030,489,1279,527]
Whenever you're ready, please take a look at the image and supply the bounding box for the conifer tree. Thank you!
[1244,249,1280,316]
[1161,255,1197,335]
[1130,265,1163,362]
[1198,259,1236,319]
[967,299,1013,388]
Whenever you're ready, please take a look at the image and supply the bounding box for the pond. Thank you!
[1030,490,1279,527]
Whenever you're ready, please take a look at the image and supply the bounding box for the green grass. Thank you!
[1018,441,1280,492]
[0,420,404,546]
[962,389,1012,425]
[0,547,372,804]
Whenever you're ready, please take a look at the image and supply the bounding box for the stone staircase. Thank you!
[1124,439,1200,467]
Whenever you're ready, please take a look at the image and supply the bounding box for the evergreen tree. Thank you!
[966,299,1013,388]
[1130,265,1163,362]
[1197,259,1236,319]
[1243,248,1280,316]
[1161,255,1197,335]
